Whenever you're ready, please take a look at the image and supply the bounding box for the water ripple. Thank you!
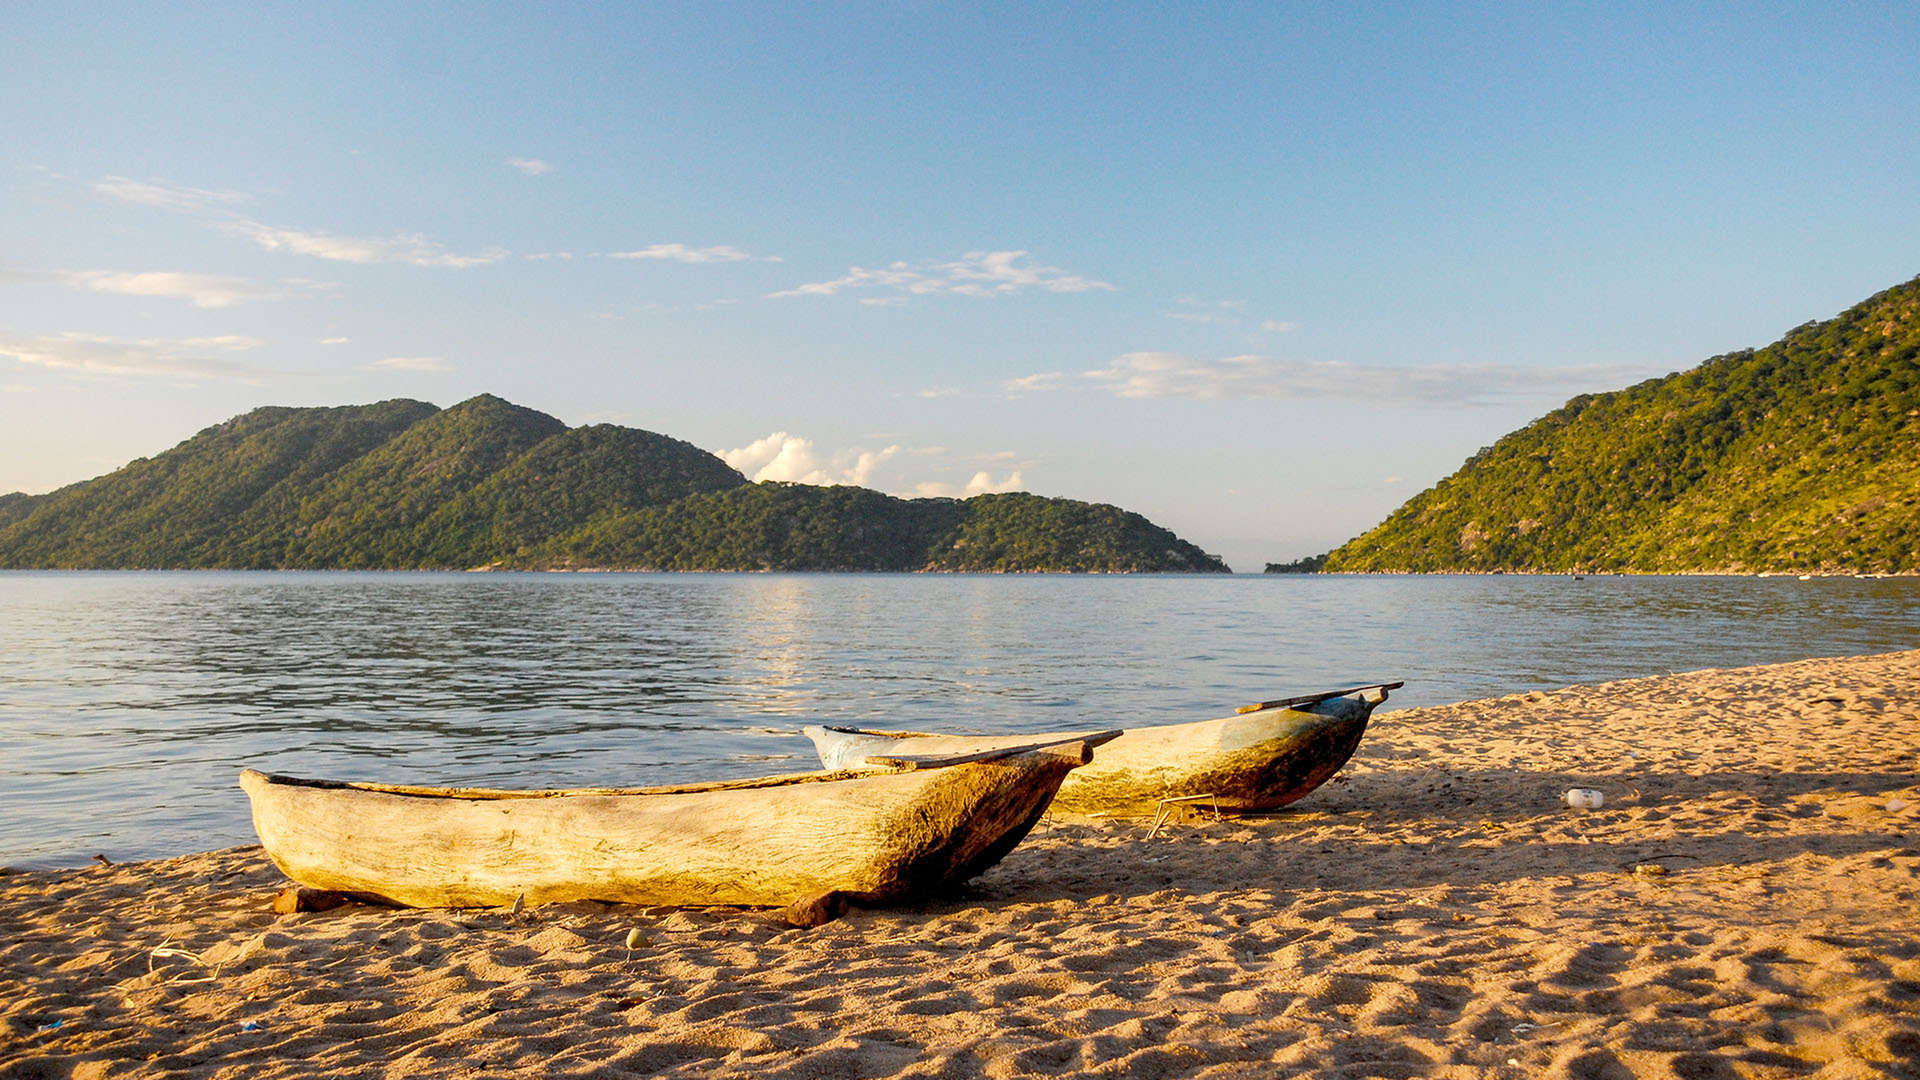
[3,570,1917,867]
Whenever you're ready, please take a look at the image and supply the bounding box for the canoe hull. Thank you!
[807,690,1388,815]
[240,744,1089,909]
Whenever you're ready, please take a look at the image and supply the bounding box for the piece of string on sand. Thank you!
[149,937,220,984]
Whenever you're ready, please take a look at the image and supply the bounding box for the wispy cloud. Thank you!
[369,356,453,373]
[92,176,251,214]
[0,332,262,379]
[95,175,508,268]
[1167,297,1246,325]
[1166,297,1295,335]
[9,268,329,309]
[770,250,1113,302]
[220,220,507,268]
[1002,372,1068,395]
[603,243,771,264]
[506,157,554,176]
[320,337,350,345]
[526,251,574,261]
[1056,352,1662,405]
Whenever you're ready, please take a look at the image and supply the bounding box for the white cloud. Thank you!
[722,431,1034,498]
[35,269,316,309]
[94,174,507,268]
[526,251,574,261]
[1166,299,1295,333]
[320,337,350,345]
[1002,372,1067,395]
[0,332,262,379]
[605,244,761,264]
[1068,351,1662,405]
[768,263,925,299]
[221,220,507,268]
[916,386,960,399]
[910,471,1026,498]
[721,432,900,486]
[92,176,251,214]
[506,157,554,176]
[936,251,1115,297]
[370,356,453,373]
[770,250,1113,302]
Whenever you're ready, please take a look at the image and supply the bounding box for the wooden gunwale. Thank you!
[239,735,1112,910]
[804,685,1397,815]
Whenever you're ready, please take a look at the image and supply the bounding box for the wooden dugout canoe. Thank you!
[238,733,1114,911]
[804,683,1400,816]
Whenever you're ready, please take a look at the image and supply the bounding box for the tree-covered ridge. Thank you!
[282,394,569,568]
[0,491,46,531]
[925,492,1224,572]
[0,396,1226,572]
[1324,274,1920,573]
[0,399,438,568]
[416,424,749,566]
[533,484,1228,573]
[537,482,962,571]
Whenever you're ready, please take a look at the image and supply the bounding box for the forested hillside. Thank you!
[1323,275,1920,573]
[539,486,1225,573]
[0,396,1227,573]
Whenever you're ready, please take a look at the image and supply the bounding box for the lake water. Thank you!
[3,571,1917,869]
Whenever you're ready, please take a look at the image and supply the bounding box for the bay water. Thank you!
[3,571,1917,868]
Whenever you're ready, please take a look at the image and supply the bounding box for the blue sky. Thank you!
[3,2,1917,569]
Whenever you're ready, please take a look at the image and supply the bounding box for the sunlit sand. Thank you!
[4,650,1915,1077]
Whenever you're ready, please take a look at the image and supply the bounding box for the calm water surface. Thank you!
[3,571,1917,867]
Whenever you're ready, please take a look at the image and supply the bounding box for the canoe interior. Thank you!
[806,685,1396,815]
[239,739,1098,911]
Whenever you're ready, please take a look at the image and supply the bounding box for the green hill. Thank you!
[536,485,1226,573]
[0,396,1227,573]
[282,394,570,568]
[0,399,438,568]
[414,424,750,567]
[1322,274,1920,574]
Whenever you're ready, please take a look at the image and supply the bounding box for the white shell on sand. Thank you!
[1564,787,1605,809]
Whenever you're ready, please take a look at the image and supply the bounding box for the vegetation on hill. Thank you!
[538,482,961,571]
[415,424,747,566]
[1321,274,1920,574]
[0,491,45,531]
[0,396,1226,573]
[925,493,1224,572]
[537,485,1228,573]
[1263,554,1327,574]
[0,399,437,568]
[281,394,569,568]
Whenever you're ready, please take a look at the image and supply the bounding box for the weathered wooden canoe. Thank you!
[805,683,1400,816]
[239,733,1115,911]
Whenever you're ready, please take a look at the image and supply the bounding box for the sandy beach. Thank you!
[4,650,1916,1079]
